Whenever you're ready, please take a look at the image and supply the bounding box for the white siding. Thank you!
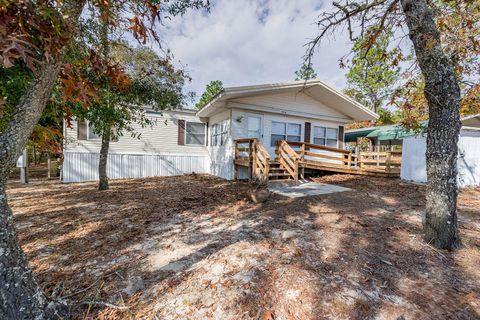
[400,136,427,183]
[65,111,208,156]
[63,110,210,183]
[63,90,354,183]
[207,109,234,180]
[63,152,209,183]
[401,129,480,187]
[230,92,351,122]
[231,107,345,158]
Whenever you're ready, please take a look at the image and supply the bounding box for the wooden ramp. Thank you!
[234,139,401,183]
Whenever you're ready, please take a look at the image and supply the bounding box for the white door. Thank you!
[247,115,263,142]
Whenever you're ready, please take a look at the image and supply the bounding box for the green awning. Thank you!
[345,125,416,143]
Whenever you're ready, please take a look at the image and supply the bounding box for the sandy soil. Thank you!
[6,174,480,319]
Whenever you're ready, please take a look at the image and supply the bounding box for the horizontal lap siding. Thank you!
[63,153,209,183]
[65,111,208,156]
[231,108,346,158]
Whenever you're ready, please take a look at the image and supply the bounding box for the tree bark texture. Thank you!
[400,0,461,249]
[98,127,110,191]
[0,1,85,318]
[98,17,110,192]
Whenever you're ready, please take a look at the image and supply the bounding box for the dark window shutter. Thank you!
[338,126,345,148]
[178,120,185,145]
[304,122,311,143]
[78,120,87,140]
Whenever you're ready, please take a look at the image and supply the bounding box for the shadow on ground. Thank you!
[6,174,480,319]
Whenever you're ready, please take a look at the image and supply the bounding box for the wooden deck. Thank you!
[234,138,401,183]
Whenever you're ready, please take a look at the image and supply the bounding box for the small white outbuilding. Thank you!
[401,114,480,187]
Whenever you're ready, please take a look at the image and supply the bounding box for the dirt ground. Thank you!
[6,174,480,319]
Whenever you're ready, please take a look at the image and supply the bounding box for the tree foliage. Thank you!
[196,80,223,109]
[295,63,317,81]
[344,29,401,113]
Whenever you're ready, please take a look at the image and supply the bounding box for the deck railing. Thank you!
[285,141,401,175]
[275,140,299,183]
[234,139,402,182]
[233,138,270,182]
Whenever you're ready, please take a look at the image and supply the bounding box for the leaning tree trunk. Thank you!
[98,127,111,191]
[400,0,461,249]
[0,1,85,318]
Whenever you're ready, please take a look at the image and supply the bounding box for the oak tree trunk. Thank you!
[0,1,85,318]
[400,0,461,249]
[98,127,110,191]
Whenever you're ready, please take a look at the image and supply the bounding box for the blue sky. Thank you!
[159,0,352,100]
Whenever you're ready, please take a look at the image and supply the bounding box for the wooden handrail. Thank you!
[275,140,299,183]
[234,139,402,181]
[287,141,351,155]
[234,138,270,182]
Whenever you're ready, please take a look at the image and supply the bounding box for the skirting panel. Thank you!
[63,152,210,183]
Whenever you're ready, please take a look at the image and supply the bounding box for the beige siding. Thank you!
[64,111,208,156]
[230,92,351,122]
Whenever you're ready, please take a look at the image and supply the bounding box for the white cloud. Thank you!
[158,0,353,100]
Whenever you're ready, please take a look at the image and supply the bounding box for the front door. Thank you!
[247,115,263,142]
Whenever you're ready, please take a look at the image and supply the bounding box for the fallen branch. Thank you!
[424,243,447,259]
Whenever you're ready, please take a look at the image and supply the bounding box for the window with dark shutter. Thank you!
[78,120,87,140]
[178,119,185,145]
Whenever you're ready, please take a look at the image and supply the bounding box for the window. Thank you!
[211,122,228,146]
[287,123,301,142]
[271,121,301,146]
[313,126,338,147]
[88,122,101,140]
[186,122,206,145]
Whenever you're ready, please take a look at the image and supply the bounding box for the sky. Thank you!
[159,0,353,101]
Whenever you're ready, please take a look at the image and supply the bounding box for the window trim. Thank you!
[271,121,302,146]
[185,121,206,146]
[210,122,228,147]
[313,125,339,148]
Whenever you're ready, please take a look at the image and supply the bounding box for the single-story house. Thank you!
[345,115,480,187]
[62,79,378,183]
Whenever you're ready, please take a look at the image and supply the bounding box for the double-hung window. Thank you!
[211,122,228,146]
[271,121,301,146]
[313,126,338,147]
[186,122,206,145]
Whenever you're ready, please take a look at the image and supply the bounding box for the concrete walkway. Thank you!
[268,181,350,198]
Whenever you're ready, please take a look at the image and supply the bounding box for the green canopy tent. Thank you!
[345,125,416,143]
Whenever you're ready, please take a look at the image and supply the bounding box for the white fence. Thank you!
[62,152,210,183]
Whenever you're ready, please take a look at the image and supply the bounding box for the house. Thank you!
[345,115,480,187]
[62,79,378,183]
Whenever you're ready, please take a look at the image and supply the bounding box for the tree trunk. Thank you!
[0,1,85,318]
[98,127,110,191]
[400,0,461,249]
